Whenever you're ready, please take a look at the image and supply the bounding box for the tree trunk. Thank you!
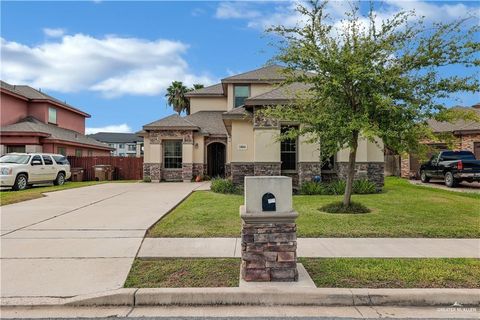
[343,131,359,207]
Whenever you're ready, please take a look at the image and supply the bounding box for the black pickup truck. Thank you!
[420,150,480,187]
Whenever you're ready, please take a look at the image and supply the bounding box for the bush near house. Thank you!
[210,178,238,194]
[299,179,377,195]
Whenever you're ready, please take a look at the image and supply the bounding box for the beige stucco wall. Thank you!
[299,134,320,162]
[231,120,254,162]
[193,134,204,163]
[337,136,384,162]
[254,129,280,162]
[182,143,193,163]
[190,97,227,114]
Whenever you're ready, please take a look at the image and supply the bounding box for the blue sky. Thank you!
[1,1,479,134]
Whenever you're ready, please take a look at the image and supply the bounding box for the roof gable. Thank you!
[221,65,287,83]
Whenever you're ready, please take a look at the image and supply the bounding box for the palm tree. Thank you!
[165,81,190,115]
[165,82,204,115]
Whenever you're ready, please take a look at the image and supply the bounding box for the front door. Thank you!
[207,142,226,178]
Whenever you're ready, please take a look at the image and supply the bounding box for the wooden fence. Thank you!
[67,156,143,181]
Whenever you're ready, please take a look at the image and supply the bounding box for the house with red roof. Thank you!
[0,81,112,156]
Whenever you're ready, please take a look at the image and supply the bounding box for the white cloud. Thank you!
[43,28,66,38]
[1,33,215,98]
[222,0,478,31]
[86,123,132,135]
[215,2,261,19]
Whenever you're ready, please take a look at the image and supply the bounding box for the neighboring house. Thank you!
[401,104,480,179]
[0,81,112,156]
[87,132,144,157]
[139,65,384,187]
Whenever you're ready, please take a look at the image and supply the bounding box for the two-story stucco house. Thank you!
[0,81,112,156]
[140,65,384,187]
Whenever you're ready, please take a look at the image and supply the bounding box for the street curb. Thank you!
[2,288,479,307]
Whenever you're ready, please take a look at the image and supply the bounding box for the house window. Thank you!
[321,155,335,171]
[48,107,57,124]
[281,126,297,171]
[6,145,26,153]
[127,144,136,151]
[87,150,93,156]
[75,149,83,157]
[163,140,182,169]
[57,147,66,156]
[234,85,249,108]
[119,144,125,149]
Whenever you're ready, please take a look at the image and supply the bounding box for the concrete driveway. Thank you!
[0,181,208,297]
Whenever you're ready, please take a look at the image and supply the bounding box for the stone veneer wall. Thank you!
[336,162,385,189]
[192,163,204,178]
[254,163,281,176]
[162,169,182,181]
[231,163,254,185]
[182,163,193,182]
[298,162,322,186]
[143,163,161,181]
[241,222,298,282]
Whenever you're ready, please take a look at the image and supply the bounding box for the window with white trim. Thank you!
[163,140,182,169]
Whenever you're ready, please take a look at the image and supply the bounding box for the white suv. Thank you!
[0,153,72,191]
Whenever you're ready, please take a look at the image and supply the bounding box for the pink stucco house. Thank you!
[0,81,112,156]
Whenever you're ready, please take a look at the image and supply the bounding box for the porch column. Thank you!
[182,142,193,182]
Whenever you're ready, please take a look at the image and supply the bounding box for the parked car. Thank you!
[0,153,72,191]
[420,150,480,187]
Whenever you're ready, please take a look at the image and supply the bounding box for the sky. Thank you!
[1,0,479,134]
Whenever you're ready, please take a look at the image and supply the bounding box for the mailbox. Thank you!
[262,192,276,211]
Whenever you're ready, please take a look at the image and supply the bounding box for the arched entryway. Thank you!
[207,142,226,178]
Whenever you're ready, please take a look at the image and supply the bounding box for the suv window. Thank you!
[42,155,53,165]
[53,156,69,165]
[31,155,43,165]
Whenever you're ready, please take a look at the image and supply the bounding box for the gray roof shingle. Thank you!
[221,65,287,83]
[428,106,480,133]
[185,83,224,97]
[245,83,312,105]
[1,117,111,149]
[143,111,227,136]
[87,132,143,143]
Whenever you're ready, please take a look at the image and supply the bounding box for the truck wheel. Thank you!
[444,172,457,188]
[54,172,66,186]
[420,171,430,183]
[13,174,28,191]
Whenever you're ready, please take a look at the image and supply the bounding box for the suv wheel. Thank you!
[444,172,457,188]
[54,172,66,186]
[420,170,430,183]
[13,174,28,191]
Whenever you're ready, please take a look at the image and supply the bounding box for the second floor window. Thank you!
[57,147,66,156]
[164,140,182,169]
[127,144,136,151]
[281,126,297,171]
[48,107,57,124]
[234,85,249,108]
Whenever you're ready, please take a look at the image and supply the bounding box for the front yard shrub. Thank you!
[352,179,377,194]
[211,178,237,194]
[299,179,378,195]
[320,201,371,214]
[143,176,152,183]
[299,181,325,195]
[326,180,346,195]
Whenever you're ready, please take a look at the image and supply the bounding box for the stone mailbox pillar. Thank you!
[240,176,298,282]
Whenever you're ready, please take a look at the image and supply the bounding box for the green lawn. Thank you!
[148,177,480,238]
[124,258,240,288]
[124,258,480,288]
[300,258,480,288]
[0,180,139,206]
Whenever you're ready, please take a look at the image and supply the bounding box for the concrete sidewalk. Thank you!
[139,237,480,258]
[1,181,208,298]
